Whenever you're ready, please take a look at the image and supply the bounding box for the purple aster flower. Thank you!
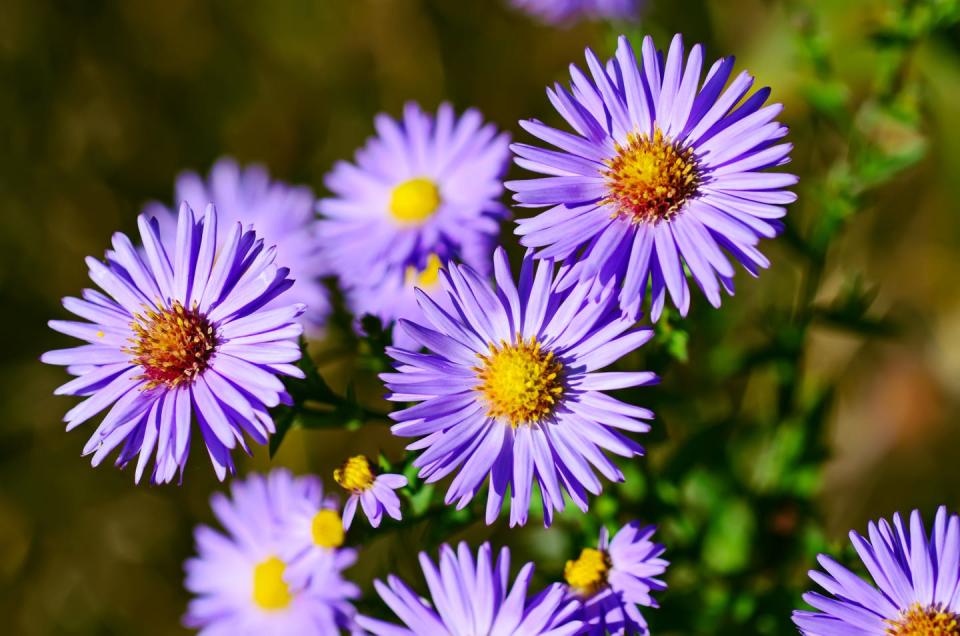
[793,506,960,636]
[511,0,641,24]
[41,204,304,483]
[507,34,797,320]
[382,248,656,527]
[184,470,360,635]
[317,101,510,338]
[145,157,330,330]
[564,521,668,636]
[277,473,357,590]
[356,541,583,636]
[333,455,407,529]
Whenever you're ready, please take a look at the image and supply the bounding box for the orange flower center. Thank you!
[128,301,217,389]
[604,127,701,224]
[886,603,960,635]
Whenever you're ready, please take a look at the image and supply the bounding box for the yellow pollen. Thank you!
[334,455,376,493]
[604,128,701,225]
[311,509,345,548]
[389,177,441,224]
[96,330,104,338]
[474,336,564,427]
[886,603,960,635]
[252,556,293,611]
[405,253,443,289]
[126,301,217,389]
[564,548,610,597]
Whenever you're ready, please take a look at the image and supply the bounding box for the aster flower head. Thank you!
[318,101,510,336]
[508,34,797,320]
[356,541,583,636]
[382,247,656,527]
[565,521,668,636]
[511,0,641,24]
[184,470,359,635]
[277,474,356,590]
[793,506,960,636]
[41,204,304,483]
[333,454,407,530]
[145,157,330,329]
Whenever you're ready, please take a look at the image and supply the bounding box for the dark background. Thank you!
[2,0,960,634]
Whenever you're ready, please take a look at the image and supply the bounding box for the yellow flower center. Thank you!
[334,455,376,493]
[604,128,701,224]
[564,547,610,597]
[127,301,217,389]
[311,509,345,548]
[389,177,441,224]
[886,603,960,635]
[474,337,564,427]
[252,556,292,611]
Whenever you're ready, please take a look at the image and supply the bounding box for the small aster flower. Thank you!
[511,0,641,24]
[333,455,407,530]
[277,474,356,590]
[793,506,960,636]
[508,34,797,320]
[184,470,360,635]
[382,247,656,527]
[317,101,510,335]
[356,541,583,636]
[41,204,304,483]
[145,157,330,329]
[564,521,668,635]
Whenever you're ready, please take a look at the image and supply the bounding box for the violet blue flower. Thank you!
[793,506,960,636]
[508,34,797,320]
[382,248,656,527]
[42,204,304,483]
[317,102,509,342]
[564,521,668,635]
[183,470,359,635]
[333,455,407,529]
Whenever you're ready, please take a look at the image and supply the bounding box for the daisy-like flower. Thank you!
[356,541,583,636]
[145,157,330,329]
[41,204,304,483]
[564,521,668,635]
[184,470,360,635]
[333,455,407,530]
[508,34,797,320]
[511,0,641,24]
[277,474,356,589]
[317,101,510,335]
[382,247,656,527]
[793,506,960,636]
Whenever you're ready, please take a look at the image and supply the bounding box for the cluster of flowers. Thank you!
[40,19,960,635]
[185,469,667,634]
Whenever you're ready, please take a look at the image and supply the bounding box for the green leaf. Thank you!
[702,499,756,574]
[268,408,296,458]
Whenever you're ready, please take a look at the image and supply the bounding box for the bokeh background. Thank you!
[2,0,960,634]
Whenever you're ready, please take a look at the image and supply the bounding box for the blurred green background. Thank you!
[3,0,960,634]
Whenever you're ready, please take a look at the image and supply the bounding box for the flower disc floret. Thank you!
[127,301,217,389]
[605,128,701,225]
[887,603,960,635]
[474,337,564,427]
